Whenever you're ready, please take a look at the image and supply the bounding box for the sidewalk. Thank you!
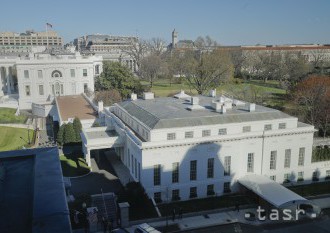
[125,195,330,233]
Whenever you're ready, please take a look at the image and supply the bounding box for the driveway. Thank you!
[70,150,123,195]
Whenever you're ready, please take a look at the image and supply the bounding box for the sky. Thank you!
[0,0,329,45]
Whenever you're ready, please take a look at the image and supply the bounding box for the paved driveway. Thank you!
[70,151,123,195]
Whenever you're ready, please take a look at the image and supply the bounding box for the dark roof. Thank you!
[117,96,293,129]
[0,147,71,233]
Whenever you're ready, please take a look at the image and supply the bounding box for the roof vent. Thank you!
[131,93,137,101]
[143,92,154,100]
[187,96,204,111]
[191,96,199,105]
[248,103,256,112]
[174,90,191,99]
[98,101,104,112]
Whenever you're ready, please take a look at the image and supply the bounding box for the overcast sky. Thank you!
[1,0,329,45]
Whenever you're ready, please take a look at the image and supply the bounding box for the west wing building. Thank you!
[82,92,318,202]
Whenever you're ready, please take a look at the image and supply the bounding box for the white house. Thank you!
[81,92,325,204]
[0,52,103,110]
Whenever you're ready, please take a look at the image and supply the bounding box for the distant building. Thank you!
[74,34,138,72]
[0,147,71,233]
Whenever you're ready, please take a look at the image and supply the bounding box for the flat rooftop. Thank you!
[85,129,118,140]
[0,147,71,233]
[56,95,96,122]
[117,95,294,129]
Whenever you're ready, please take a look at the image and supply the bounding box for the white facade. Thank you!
[82,94,328,203]
[0,52,103,109]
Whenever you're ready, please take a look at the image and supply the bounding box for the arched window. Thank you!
[51,70,62,78]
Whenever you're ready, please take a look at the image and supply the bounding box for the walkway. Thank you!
[70,152,123,196]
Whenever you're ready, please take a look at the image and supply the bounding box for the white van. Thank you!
[134,223,161,233]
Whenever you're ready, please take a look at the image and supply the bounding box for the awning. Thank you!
[238,174,307,208]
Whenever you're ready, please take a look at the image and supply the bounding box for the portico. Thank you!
[0,60,18,96]
[81,127,124,166]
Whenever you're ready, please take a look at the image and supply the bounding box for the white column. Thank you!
[0,67,3,96]
[5,66,11,95]
[86,148,91,167]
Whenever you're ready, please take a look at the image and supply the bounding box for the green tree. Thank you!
[63,123,76,144]
[57,124,65,145]
[95,61,144,99]
[73,117,82,142]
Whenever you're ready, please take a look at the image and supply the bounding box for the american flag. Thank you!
[46,23,53,28]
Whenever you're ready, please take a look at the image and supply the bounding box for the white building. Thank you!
[0,52,102,110]
[81,92,326,204]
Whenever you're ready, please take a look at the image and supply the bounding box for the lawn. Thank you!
[0,108,27,124]
[0,126,35,151]
[157,194,257,216]
[142,78,287,109]
[60,154,90,177]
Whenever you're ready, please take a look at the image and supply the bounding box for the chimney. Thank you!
[98,101,104,112]
[131,93,137,101]
[143,92,154,100]
[248,103,256,112]
[210,89,216,97]
[191,96,199,105]
[221,105,226,114]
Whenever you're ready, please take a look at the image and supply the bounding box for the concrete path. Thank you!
[70,153,123,196]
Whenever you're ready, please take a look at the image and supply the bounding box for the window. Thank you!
[167,133,176,140]
[326,170,330,178]
[51,70,62,78]
[95,65,100,75]
[153,164,161,186]
[185,131,194,138]
[284,149,291,168]
[24,70,29,78]
[70,69,75,77]
[243,126,251,133]
[264,124,272,131]
[134,159,137,178]
[60,84,64,95]
[298,148,305,166]
[37,70,43,78]
[207,158,214,178]
[224,156,231,176]
[190,160,197,181]
[270,175,276,181]
[127,149,130,167]
[247,153,254,172]
[270,151,277,170]
[83,69,88,77]
[172,189,180,201]
[154,192,162,203]
[207,184,215,196]
[189,187,197,198]
[25,85,30,96]
[172,162,179,183]
[202,130,211,137]
[279,123,286,129]
[284,173,290,183]
[38,85,44,95]
[312,171,319,182]
[218,128,227,135]
[223,182,231,193]
[297,171,304,181]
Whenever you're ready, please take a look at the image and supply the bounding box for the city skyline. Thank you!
[1,0,329,45]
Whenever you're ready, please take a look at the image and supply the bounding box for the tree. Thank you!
[148,37,167,56]
[95,61,144,99]
[94,89,122,106]
[57,124,65,145]
[73,117,82,142]
[139,54,165,88]
[229,48,247,78]
[175,49,233,94]
[293,76,330,137]
[63,123,76,145]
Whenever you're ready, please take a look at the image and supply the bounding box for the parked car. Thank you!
[111,228,129,233]
[134,223,161,233]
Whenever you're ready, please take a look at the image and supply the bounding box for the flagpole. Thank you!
[46,23,49,50]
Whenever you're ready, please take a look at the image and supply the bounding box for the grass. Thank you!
[288,181,330,197]
[157,194,257,216]
[0,108,27,124]
[60,154,90,177]
[0,126,35,151]
[142,78,287,109]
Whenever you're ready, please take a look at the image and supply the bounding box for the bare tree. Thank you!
[139,54,165,88]
[148,38,167,56]
[229,48,247,78]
